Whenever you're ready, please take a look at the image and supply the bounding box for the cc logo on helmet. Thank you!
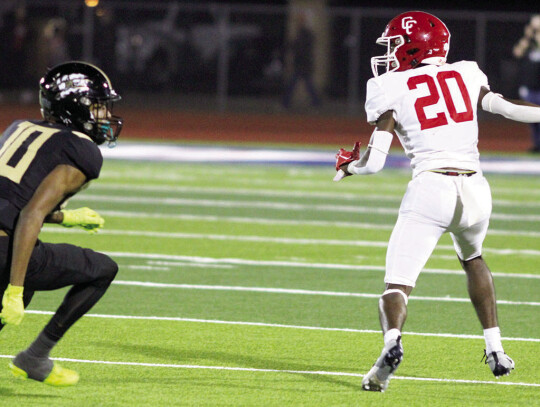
[401,16,417,34]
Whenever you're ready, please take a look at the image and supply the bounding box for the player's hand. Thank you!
[0,284,24,325]
[61,207,105,233]
[334,142,361,181]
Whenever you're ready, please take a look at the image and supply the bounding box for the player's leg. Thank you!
[459,255,497,329]
[379,284,411,335]
[363,173,452,392]
[451,175,514,377]
[10,241,118,386]
[452,223,515,377]
[362,214,444,392]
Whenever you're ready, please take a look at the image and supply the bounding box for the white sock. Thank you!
[484,327,504,354]
[384,328,401,346]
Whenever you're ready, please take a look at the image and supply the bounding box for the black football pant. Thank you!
[0,236,118,340]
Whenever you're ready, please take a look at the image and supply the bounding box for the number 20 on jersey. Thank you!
[408,71,474,130]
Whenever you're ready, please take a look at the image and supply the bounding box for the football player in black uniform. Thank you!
[0,61,123,386]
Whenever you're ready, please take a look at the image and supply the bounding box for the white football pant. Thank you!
[385,171,492,287]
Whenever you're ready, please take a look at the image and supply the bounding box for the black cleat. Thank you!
[483,350,515,378]
[362,336,403,392]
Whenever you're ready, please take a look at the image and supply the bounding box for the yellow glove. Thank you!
[0,284,24,325]
[60,207,104,234]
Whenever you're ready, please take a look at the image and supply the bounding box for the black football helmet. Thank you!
[39,61,123,146]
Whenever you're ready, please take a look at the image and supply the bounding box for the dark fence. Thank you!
[0,1,533,113]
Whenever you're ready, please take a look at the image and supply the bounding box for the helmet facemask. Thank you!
[371,35,406,77]
[84,97,123,147]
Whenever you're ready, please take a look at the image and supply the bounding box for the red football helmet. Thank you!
[371,11,451,76]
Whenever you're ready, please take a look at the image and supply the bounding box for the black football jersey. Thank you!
[0,120,103,232]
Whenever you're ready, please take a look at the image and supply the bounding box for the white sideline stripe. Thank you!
[96,209,540,238]
[93,183,540,209]
[69,194,540,222]
[42,227,540,257]
[23,311,540,343]
[104,252,540,280]
[0,354,537,388]
[110,280,540,307]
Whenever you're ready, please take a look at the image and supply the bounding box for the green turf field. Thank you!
[0,159,538,406]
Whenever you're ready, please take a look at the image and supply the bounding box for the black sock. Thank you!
[26,331,58,359]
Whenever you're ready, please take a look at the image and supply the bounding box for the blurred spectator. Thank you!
[282,10,321,110]
[0,5,32,95]
[94,6,117,79]
[43,18,70,67]
[30,17,71,104]
[513,14,540,153]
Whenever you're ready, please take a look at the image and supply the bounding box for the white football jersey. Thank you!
[365,61,489,177]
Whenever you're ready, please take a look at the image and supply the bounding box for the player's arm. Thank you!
[478,86,540,122]
[334,111,395,181]
[43,180,103,232]
[44,210,64,224]
[0,165,87,326]
[11,165,87,286]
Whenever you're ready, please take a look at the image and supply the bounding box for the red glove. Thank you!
[335,142,361,171]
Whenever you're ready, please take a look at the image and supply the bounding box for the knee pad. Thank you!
[382,289,409,305]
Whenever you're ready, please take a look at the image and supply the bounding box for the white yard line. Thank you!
[123,265,170,272]
[0,353,537,387]
[68,194,540,222]
[22,310,540,343]
[100,166,540,196]
[105,252,540,280]
[110,280,540,306]
[95,209,540,238]
[92,183,540,208]
[41,227,540,257]
[94,182,402,202]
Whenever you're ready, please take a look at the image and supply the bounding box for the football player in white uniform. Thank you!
[334,11,540,392]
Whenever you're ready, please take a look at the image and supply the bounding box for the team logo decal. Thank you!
[401,16,417,34]
[56,74,91,98]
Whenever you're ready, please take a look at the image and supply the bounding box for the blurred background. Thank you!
[0,0,539,152]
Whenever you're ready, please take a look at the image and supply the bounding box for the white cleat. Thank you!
[483,350,515,378]
[362,336,403,392]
